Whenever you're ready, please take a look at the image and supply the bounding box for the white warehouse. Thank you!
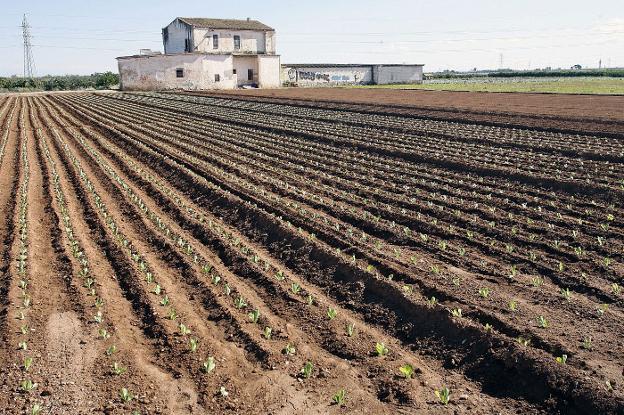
[117,17,281,90]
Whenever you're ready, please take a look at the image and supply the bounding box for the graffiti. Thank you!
[330,75,351,81]
[298,71,330,82]
[287,68,297,81]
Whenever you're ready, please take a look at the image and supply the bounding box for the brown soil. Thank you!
[0,91,622,414]
[204,88,624,137]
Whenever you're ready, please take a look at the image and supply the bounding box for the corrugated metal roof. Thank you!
[177,18,274,31]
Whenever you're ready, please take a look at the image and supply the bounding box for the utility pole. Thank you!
[499,53,503,69]
[21,14,35,79]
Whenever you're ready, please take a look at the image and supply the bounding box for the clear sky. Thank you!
[0,0,622,76]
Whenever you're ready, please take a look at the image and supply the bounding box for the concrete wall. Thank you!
[282,65,372,86]
[118,54,236,90]
[281,64,423,86]
[257,55,281,88]
[374,65,423,84]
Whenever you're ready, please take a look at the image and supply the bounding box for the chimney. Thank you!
[246,17,250,21]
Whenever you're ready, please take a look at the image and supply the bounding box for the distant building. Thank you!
[117,17,280,90]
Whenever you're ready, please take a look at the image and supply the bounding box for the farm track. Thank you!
[0,91,622,414]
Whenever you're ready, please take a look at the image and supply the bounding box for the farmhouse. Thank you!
[116,17,424,90]
[117,17,281,90]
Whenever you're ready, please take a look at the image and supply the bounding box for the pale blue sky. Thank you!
[1,0,622,76]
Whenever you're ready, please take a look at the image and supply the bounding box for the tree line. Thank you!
[0,72,119,91]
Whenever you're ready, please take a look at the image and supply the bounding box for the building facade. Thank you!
[281,64,424,86]
[118,17,280,90]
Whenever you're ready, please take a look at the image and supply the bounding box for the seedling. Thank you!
[168,308,177,320]
[248,308,260,324]
[306,294,314,305]
[202,356,216,374]
[23,357,33,371]
[98,328,110,339]
[399,364,415,379]
[484,323,493,332]
[112,362,127,375]
[106,344,118,356]
[263,326,272,339]
[153,284,162,295]
[555,354,567,364]
[20,379,37,392]
[478,287,490,298]
[300,361,313,379]
[283,343,296,356]
[30,403,42,415]
[188,338,199,353]
[537,316,548,328]
[517,336,531,347]
[346,323,355,337]
[119,387,133,403]
[327,307,337,320]
[223,284,231,296]
[450,308,462,318]
[291,283,301,294]
[531,277,543,288]
[612,283,621,295]
[211,275,221,285]
[160,295,170,306]
[332,389,346,406]
[219,386,229,397]
[582,336,593,350]
[274,270,285,281]
[434,386,450,405]
[508,300,518,312]
[597,304,608,316]
[20,325,29,335]
[179,323,191,335]
[561,288,572,301]
[18,341,28,351]
[427,296,438,307]
[375,342,389,357]
[234,296,247,309]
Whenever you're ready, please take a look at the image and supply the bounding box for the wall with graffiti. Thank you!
[280,64,424,87]
[281,65,372,86]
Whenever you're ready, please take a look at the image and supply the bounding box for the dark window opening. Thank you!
[184,38,191,52]
[234,35,241,50]
[232,69,237,75]
[176,68,184,78]
[213,34,219,49]
[247,69,253,81]
[215,74,220,82]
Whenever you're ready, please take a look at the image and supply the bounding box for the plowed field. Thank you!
[0,91,622,414]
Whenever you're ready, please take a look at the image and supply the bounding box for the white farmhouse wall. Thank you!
[374,65,423,84]
[257,55,281,88]
[118,54,236,90]
[194,29,273,54]
[233,55,259,86]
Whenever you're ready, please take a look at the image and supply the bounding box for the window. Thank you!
[214,74,220,82]
[247,69,254,81]
[233,35,241,50]
[184,38,191,52]
[232,69,237,75]
[176,68,184,78]
[212,34,219,49]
